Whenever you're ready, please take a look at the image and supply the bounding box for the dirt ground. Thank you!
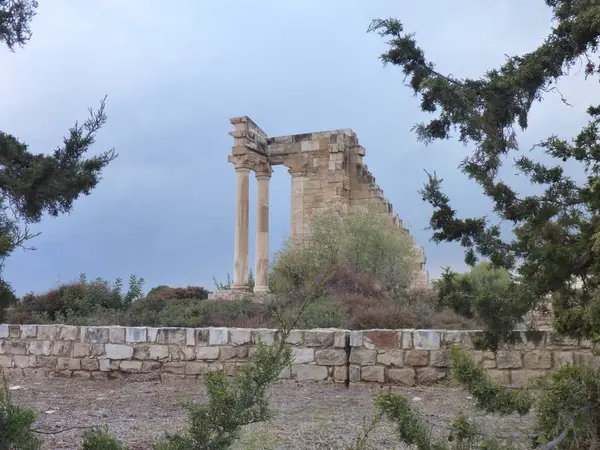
[9,377,535,449]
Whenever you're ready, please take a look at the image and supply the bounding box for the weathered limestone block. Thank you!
[404,350,429,367]
[0,355,12,368]
[133,345,150,360]
[349,365,361,382]
[195,328,209,346]
[147,328,159,343]
[186,328,195,346]
[81,359,99,371]
[28,341,52,356]
[252,329,278,347]
[72,343,89,358]
[292,364,328,381]
[430,350,452,368]
[315,349,346,366]
[278,366,291,379]
[170,346,196,361]
[401,330,413,349]
[413,330,440,350]
[163,362,186,374]
[91,344,105,357]
[417,368,447,385]
[0,324,8,338]
[120,360,143,373]
[109,327,125,343]
[149,345,170,360]
[573,352,596,366]
[5,341,27,355]
[333,366,348,382]
[142,361,161,372]
[523,351,552,369]
[496,351,522,369]
[546,331,578,349]
[126,327,147,343]
[35,357,56,370]
[376,349,404,367]
[85,327,109,344]
[292,347,314,364]
[219,346,249,361]
[349,331,364,347]
[442,331,463,346]
[105,344,133,360]
[284,330,304,345]
[304,330,334,347]
[38,325,58,340]
[333,331,348,348]
[349,348,376,366]
[99,359,120,372]
[186,362,208,376]
[196,347,219,361]
[388,368,415,386]
[157,328,186,345]
[361,366,385,383]
[230,329,251,346]
[8,325,19,339]
[60,326,80,341]
[364,330,398,349]
[553,351,574,368]
[13,355,35,368]
[20,325,37,339]
[209,327,230,346]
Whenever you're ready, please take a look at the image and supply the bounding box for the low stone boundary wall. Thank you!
[0,325,592,386]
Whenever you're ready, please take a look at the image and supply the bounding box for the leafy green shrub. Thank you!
[146,285,208,301]
[0,377,40,449]
[271,207,418,297]
[81,427,128,450]
[291,296,344,329]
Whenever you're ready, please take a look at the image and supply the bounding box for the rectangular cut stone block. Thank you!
[142,362,161,372]
[60,326,79,341]
[361,366,384,383]
[388,368,415,386]
[120,360,142,373]
[349,331,363,347]
[401,330,413,349]
[333,365,348,382]
[196,347,219,360]
[86,327,109,344]
[553,351,574,368]
[304,330,334,347]
[404,350,429,367]
[219,346,249,361]
[20,325,37,338]
[186,328,195,346]
[417,368,447,385]
[292,347,314,364]
[523,351,552,369]
[186,362,208,375]
[72,343,89,358]
[442,331,463,345]
[333,331,348,348]
[376,349,403,367]
[496,351,522,369]
[195,328,209,346]
[13,355,35,368]
[0,355,11,368]
[349,365,361,382]
[284,330,303,345]
[0,325,8,338]
[5,341,27,355]
[38,325,58,340]
[157,328,186,345]
[546,331,578,349]
[99,359,111,372]
[133,345,150,360]
[126,327,147,343]
[81,359,99,371]
[109,327,125,343]
[429,350,452,368]
[149,345,170,360]
[364,330,398,349]
[230,329,251,346]
[349,348,376,366]
[315,349,346,366]
[293,364,328,381]
[147,328,159,343]
[105,344,133,360]
[413,330,440,350]
[209,328,229,346]
[170,346,195,361]
[164,362,186,374]
[91,344,105,357]
[28,341,52,356]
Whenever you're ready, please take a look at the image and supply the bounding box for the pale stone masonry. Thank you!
[0,325,594,386]
[216,116,431,298]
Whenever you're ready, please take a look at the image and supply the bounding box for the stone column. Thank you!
[232,167,250,291]
[254,168,272,293]
[289,169,306,238]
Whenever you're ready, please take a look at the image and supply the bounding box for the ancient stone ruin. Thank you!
[211,116,430,300]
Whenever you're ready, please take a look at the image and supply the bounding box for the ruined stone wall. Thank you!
[0,325,591,386]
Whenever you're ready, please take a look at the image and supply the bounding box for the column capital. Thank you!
[228,153,271,174]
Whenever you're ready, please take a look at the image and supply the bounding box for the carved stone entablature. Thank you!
[229,116,268,154]
[228,153,271,175]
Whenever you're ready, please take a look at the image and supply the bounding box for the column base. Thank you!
[207,289,274,305]
[231,283,251,292]
[253,286,270,294]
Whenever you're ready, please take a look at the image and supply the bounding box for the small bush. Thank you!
[147,285,209,301]
[0,377,40,449]
[81,427,128,450]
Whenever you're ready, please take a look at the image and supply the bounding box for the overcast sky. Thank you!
[0,1,595,296]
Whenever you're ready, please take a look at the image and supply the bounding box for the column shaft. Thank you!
[254,174,271,292]
[232,168,250,290]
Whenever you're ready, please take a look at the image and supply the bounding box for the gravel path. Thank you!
[7,377,534,449]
